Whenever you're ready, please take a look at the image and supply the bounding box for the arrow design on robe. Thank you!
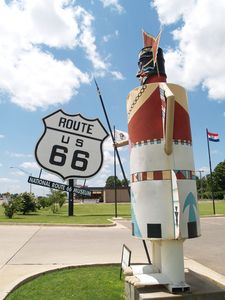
[183,192,197,222]
[131,190,142,238]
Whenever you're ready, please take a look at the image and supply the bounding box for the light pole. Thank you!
[196,170,204,200]
[10,166,32,193]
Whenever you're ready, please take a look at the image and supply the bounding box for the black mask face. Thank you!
[136,47,154,79]
[136,47,166,84]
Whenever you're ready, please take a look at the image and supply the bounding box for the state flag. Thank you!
[207,131,220,142]
[114,130,129,143]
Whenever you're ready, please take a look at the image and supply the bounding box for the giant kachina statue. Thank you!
[124,31,201,292]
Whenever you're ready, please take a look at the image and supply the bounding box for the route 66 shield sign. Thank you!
[35,110,109,180]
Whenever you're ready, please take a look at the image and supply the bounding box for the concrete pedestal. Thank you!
[125,269,225,300]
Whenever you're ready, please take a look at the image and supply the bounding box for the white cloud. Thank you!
[10,170,27,177]
[0,177,17,183]
[9,48,90,110]
[103,30,119,43]
[103,136,113,151]
[84,136,128,186]
[73,5,109,71]
[103,34,111,43]
[196,167,209,175]
[0,0,123,111]
[111,71,125,80]
[211,149,219,155]
[41,172,64,183]
[24,0,80,48]
[99,0,124,14]
[152,0,225,101]
[0,0,91,110]
[151,0,196,25]
[20,161,40,170]
[7,152,33,158]
[9,163,38,180]
[0,134,5,138]
[9,162,39,182]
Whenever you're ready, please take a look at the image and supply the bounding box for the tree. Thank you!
[121,178,130,187]
[213,160,225,192]
[105,176,122,188]
[197,160,225,199]
[14,192,37,215]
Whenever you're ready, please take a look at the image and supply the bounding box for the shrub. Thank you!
[58,196,66,208]
[37,196,51,209]
[202,191,225,200]
[214,191,224,200]
[2,200,17,218]
[51,203,60,213]
[202,192,212,199]
[48,190,67,214]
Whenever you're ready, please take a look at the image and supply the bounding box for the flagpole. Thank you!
[94,78,130,196]
[206,128,216,215]
[114,126,118,218]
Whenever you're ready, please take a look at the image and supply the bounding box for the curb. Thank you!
[184,257,225,289]
[0,220,117,228]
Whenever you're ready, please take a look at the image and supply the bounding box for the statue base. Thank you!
[125,269,225,300]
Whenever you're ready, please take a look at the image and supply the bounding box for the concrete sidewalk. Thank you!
[0,221,225,299]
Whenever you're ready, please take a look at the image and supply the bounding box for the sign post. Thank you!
[68,179,74,216]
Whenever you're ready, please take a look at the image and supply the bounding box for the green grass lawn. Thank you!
[198,200,225,216]
[0,201,224,225]
[0,203,130,225]
[6,265,124,300]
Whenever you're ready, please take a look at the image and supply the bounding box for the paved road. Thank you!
[119,216,225,276]
[184,216,225,276]
[0,217,224,299]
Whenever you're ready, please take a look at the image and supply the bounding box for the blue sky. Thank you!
[0,0,224,195]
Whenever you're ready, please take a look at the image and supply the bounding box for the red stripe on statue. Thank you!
[153,171,163,180]
[128,88,163,143]
[173,102,192,141]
